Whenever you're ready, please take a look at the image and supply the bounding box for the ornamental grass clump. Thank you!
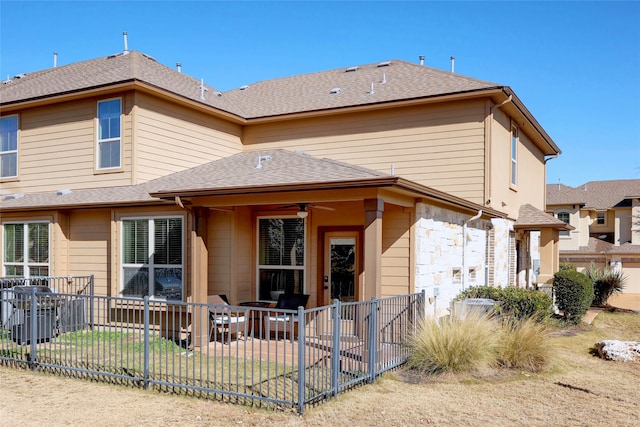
[497,317,551,373]
[407,311,499,375]
[584,262,626,306]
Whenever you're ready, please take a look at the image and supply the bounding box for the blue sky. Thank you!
[1,1,639,187]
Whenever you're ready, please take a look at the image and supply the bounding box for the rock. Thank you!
[594,340,640,362]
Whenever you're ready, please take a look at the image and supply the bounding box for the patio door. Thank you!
[322,230,361,336]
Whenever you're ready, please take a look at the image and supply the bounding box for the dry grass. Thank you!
[1,310,639,426]
[497,317,551,372]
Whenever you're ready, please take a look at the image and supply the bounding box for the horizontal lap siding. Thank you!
[243,100,486,203]
[5,96,134,194]
[68,210,111,296]
[208,212,232,298]
[381,205,411,297]
[135,94,242,182]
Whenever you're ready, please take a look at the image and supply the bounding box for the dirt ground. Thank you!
[1,308,639,427]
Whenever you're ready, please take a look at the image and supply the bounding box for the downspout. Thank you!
[462,210,483,290]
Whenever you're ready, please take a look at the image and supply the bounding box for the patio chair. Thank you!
[265,294,309,340]
[208,295,246,343]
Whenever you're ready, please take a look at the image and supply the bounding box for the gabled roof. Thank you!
[515,203,573,230]
[547,179,640,209]
[0,50,560,154]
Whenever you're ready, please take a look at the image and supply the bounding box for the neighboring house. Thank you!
[1,48,568,327]
[546,180,640,294]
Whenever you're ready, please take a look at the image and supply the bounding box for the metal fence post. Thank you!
[29,286,37,370]
[331,299,341,397]
[143,296,150,390]
[368,297,378,382]
[297,306,306,415]
[89,275,95,328]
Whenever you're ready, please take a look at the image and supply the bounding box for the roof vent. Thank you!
[14,73,27,79]
[199,78,208,100]
[176,62,182,73]
[123,32,129,54]
[239,85,249,91]
[4,193,24,200]
[369,82,375,95]
[57,189,72,196]
[255,155,272,169]
[330,87,341,94]
[345,66,359,72]
[2,78,13,85]
[214,91,223,97]
[377,61,391,67]
[381,73,387,84]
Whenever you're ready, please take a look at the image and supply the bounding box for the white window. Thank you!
[121,217,183,300]
[2,222,49,277]
[97,99,121,169]
[257,217,305,300]
[1,115,18,178]
[511,125,518,186]
[557,212,570,236]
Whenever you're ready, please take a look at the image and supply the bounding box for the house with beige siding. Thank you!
[547,180,640,294]
[0,49,568,322]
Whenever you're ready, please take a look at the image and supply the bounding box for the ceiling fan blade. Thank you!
[309,204,335,211]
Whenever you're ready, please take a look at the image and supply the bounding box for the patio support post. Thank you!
[191,207,209,347]
[364,198,384,300]
[538,228,559,285]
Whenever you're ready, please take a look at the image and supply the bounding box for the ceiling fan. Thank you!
[278,203,335,218]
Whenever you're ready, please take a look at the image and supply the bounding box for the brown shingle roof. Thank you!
[0,149,390,211]
[547,179,640,209]
[515,203,573,230]
[221,60,500,118]
[149,149,391,195]
[561,237,640,256]
[0,51,243,117]
[1,52,500,119]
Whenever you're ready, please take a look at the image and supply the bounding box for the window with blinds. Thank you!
[121,217,183,300]
[2,222,49,277]
[257,217,305,300]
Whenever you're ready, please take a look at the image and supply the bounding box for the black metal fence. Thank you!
[0,278,425,414]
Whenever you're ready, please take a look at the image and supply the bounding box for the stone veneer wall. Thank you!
[415,203,488,317]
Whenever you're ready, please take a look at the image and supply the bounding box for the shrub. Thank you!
[455,286,553,321]
[584,263,626,306]
[407,311,499,374]
[496,318,551,372]
[552,269,594,323]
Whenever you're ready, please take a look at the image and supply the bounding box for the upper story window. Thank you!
[510,125,518,187]
[1,115,18,179]
[596,212,606,225]
[257,217,305,300]
[557,212,570,236]
[2,222,49,277]
[121,216,183,300]
[97,99,121,170]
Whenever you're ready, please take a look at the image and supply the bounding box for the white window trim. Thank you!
[2,221,50,277]
[557,211,571,237]
[96,98,122,171]
[256,215,307,300]
[120,215,184,300]
[0,114,19,179]
[510,124,518,187]
[596,212,606,226]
